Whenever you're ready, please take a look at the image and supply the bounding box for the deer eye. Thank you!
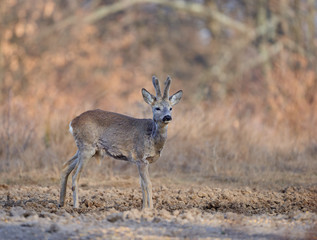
[155,107,161,111]
[170,107,172,111]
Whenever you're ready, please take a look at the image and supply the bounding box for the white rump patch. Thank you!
[69,121,73,135]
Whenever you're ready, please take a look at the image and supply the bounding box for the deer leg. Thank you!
[59,151,79,207]
[139,176,147,208]
[72,149,94,208]
[137,163,148,209]
[137,162,153,209]
[146,166,153,209]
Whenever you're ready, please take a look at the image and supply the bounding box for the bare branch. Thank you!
[39,0,254,39]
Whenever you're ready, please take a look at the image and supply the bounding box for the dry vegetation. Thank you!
[0,0,316,189]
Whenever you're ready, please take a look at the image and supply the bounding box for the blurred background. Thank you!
[1,0,316,188]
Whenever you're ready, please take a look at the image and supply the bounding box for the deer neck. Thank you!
[152,121,168,150]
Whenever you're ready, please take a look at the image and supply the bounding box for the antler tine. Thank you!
[152,75,162,98]
[163,76,171,99]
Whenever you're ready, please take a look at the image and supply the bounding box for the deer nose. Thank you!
[163,115,172,122]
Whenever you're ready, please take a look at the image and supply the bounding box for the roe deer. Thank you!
[59,76,183,209]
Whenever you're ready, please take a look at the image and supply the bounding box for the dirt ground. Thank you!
[0,177,316,240]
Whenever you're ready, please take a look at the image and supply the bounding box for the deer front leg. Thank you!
[137,162,153,209]
[139,176,147,208]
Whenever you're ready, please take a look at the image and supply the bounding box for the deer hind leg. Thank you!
[137,162,153,209]
[59,151,79,207]
[71,148,95,208]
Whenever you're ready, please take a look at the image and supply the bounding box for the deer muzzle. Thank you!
[162,115,172,123]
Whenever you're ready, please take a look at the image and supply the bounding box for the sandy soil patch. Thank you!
[0,180,316,239]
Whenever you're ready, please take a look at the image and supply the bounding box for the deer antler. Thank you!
[163,76,171,99]
[152,76,162,98]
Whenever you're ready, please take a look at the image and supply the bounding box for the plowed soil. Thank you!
[0,178,316,239]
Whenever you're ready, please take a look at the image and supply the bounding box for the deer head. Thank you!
[142,76,183,125]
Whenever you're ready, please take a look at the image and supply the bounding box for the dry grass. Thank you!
[0,78,316,190]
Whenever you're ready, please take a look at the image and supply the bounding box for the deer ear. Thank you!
[169,90,183,106]
[142,88,156,105]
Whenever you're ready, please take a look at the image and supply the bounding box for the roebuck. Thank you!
[59,76,183,209]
